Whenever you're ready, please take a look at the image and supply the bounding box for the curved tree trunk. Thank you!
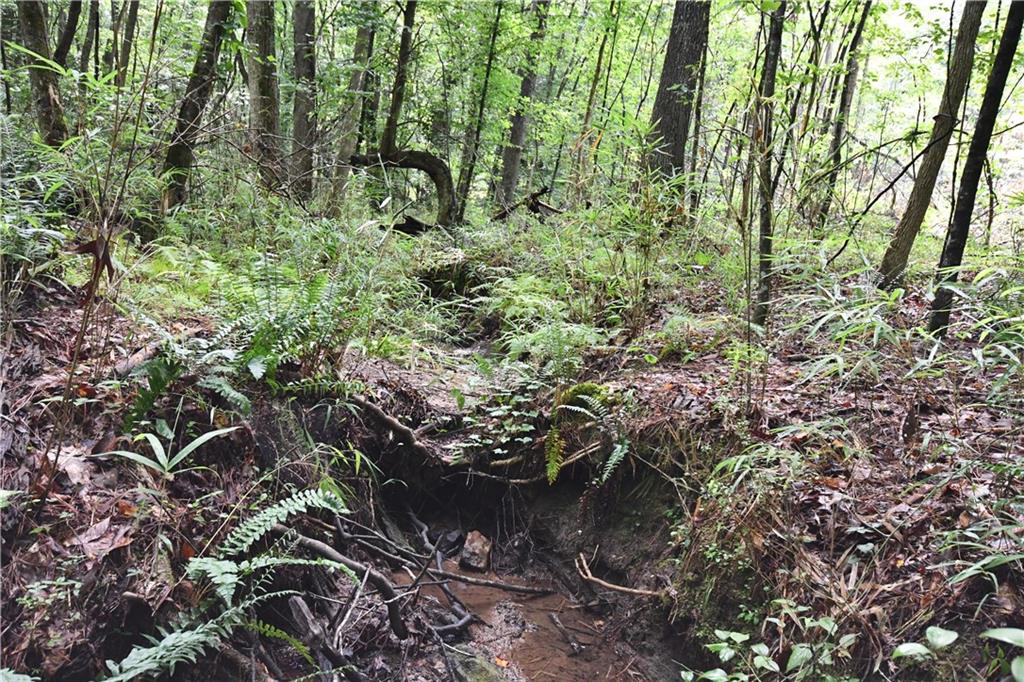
[496,0,549,208]
[878,2,985,289]
[53,0,82,68]
[350,150,455,226]
[17,0,68,147]
[161,0,233,211]
[647,0,710,179]
[929,1,1023,334]
[292,0,316,200]
[752,1,786,328]
[247,0,282,189]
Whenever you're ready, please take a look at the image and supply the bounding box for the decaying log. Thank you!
[493,186,563,221]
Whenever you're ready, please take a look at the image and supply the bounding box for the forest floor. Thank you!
[2,245,1023,681]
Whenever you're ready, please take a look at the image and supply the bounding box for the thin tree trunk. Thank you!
[454,0,503,222]
[357,29,379,154]
[161,0,233,211]
[496,0,549,208]
[331,23,373,208]
[17,0,68,147]
[753,1,786,328]
[53,0,82,68]
[815,0,872,231]
[572,0,613,198]
[929,0,1023,334]
[247,0,282,189]
[79,0,98,77]
[878,1,985,288]
[647,0,711,179]
[292,0,316,200]
[381,0,416,156]
[114,0,138,86]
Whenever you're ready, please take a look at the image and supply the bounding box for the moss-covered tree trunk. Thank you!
[17,0,69,147]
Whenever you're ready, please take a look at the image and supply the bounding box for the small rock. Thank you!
[459,530,492,572]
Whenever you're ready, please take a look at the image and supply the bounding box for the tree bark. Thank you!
[647,0,711,179]
[17,0,69,147]
[752,1,786,328]
[53,0,82,68]
[929,0,1023,334]
[78,0,99,78]
[247,0,282,189]
[330,23,373,209]
[815,0,872,231]
[496,0,549,208]
[114,0,139,86]
[454,0,503,222]
[878,1,985,289]
[161,0,233,211]
[292,0,316,200]
[381,0,416,156]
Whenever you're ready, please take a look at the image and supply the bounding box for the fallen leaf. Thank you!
[494,656,510,668]
[65,518,132,568]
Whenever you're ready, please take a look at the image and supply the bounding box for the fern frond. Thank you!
[219,489,347,558]
[245,619,315,667]
[598,439,629,485]
[545,427,565,484]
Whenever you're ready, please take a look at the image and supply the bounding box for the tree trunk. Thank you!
[247,0,282,189]
[647,0,710,179]
[79,0,99,78]
[161,0,233,211]
[53,0,82,68]
[381,0,416,156]
[357,29,379,154]
[878,1,985,288]
[352,0,455,227]
[752,1,786,328]
[929,1,1023,334]
[496,0,549,208]
[331,23,373,209]
[814,0,872,230]
[17,0,68,147]
[292,0,316,200]
[114,0,139,86]
[454,0,503,222]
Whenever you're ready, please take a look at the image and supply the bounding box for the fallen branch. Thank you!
[575,553,663,598]
[273,524,409,639]
[548,613,583,656]
[426,567,554,596]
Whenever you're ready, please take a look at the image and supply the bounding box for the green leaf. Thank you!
[754,655,780,673]
[0,490,22,511]
[925,626,958,650]
[97,450,166,475]
[891,642,932,660]
[137,433,168,470]
[981,628,1024,648]
[751,642,769,656]
[786,644,813,671]
[1011,655,1024,682]
[247,357,267,380]
[698,670,729,682]
[167,426,239,471]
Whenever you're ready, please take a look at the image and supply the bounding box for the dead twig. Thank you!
[575,553,663,598]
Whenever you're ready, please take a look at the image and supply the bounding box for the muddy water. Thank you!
[397,561,647,681]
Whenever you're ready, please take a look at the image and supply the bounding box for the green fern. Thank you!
[219,489,348,558]
[598,439,629,485]
[244,619,315,667]
[545,427,565,484]
[189,556,356,606]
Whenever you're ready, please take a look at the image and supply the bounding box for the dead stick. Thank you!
[575,553,662,598]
